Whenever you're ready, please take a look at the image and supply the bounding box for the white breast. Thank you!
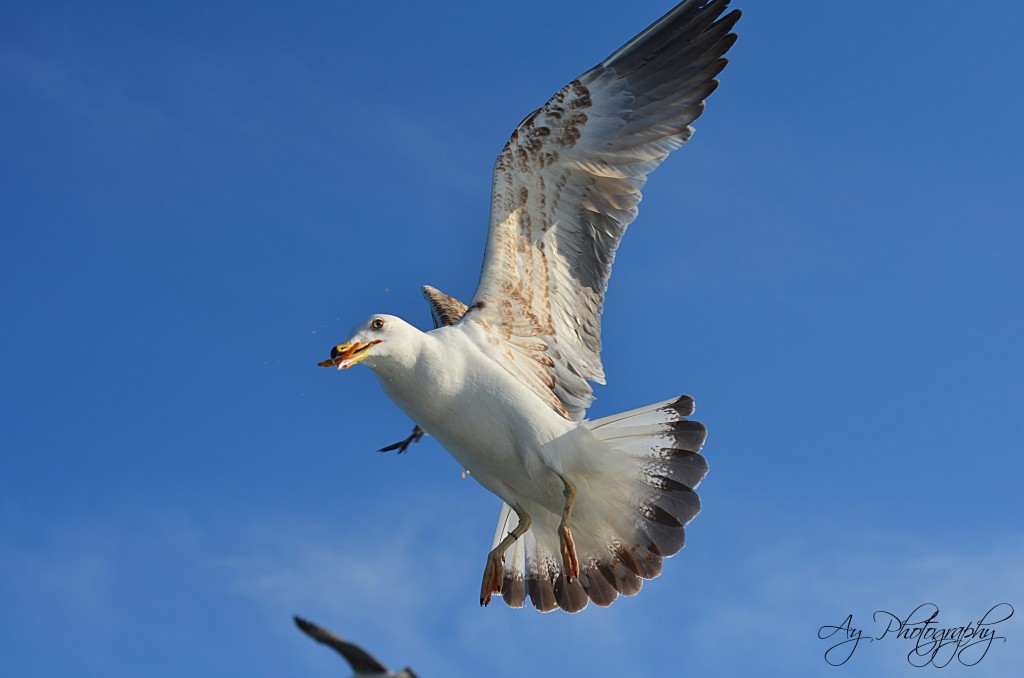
[373,324,578,507]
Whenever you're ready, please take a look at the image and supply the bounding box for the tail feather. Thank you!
[588,395,695,429]
[552,569,589,612]
[494,506,592,613]
[524,541,559,612]
[491,394,709,613]
[578,558,618,606]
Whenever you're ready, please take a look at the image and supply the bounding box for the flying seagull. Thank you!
[294,616,418,678]
[319,0,740,613]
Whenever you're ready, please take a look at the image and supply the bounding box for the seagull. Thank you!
[294,616,418,678]
[319,0,740,613]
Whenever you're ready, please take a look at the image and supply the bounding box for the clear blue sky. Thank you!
[2,1,1022,675]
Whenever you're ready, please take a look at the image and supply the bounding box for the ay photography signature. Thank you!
[817,603,1013,667]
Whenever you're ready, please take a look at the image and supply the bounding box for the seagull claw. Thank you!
[556,474,580,581]
[378,426,426,454]
[559,524,580,582]
[480,553,503,607]
[478,505,531,608]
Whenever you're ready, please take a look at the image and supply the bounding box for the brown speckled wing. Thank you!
[466,0,740,421]
[421,285,468,329]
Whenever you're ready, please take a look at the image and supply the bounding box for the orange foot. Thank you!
[479,552,503,606]
[559,524,580,582]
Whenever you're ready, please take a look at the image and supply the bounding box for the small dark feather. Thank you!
[502,573,527,608]
[580,566,618,606]
[671,419,708,452]
[641,520,687,557]
[649,473,694,493]
[613,563,644,596]
[637,554,664,579]
[648,504,684,528]
[527,574,558,612]
[613,542,643,577]
[553,573,590,613]
[664,394,696,417]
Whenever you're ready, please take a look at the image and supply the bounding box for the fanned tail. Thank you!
[492,395,708,613]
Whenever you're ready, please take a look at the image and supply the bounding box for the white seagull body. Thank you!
[321,0,740,613]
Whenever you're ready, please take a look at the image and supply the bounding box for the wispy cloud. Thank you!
[0,523,117,626]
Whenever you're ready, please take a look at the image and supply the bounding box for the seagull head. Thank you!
[318,314,421,371]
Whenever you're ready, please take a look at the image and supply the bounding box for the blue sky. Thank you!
[2,1,1022,675]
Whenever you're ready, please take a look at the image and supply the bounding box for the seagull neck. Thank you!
[369,329,448,407]
[368,327,433,379]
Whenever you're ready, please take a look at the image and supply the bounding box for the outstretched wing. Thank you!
[293,616,392,675]
[464,0,740,420]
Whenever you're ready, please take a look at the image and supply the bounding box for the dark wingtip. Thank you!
[666,394,697,417]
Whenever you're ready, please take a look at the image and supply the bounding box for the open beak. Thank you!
[317,340,383,370]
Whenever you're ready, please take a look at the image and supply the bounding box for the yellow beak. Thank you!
[317,340,383,370]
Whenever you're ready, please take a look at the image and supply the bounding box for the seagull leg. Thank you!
[378,425,425,454]
[557,474,580,582]
[480,505,531,607]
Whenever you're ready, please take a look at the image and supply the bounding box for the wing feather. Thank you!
[422,285,468,329]
[464,1,740,420]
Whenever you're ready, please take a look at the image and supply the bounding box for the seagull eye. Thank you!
[371,318,385,330]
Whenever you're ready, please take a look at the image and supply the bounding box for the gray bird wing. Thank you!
[294,616,392,675]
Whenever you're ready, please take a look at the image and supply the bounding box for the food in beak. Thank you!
[317,340,382,370]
